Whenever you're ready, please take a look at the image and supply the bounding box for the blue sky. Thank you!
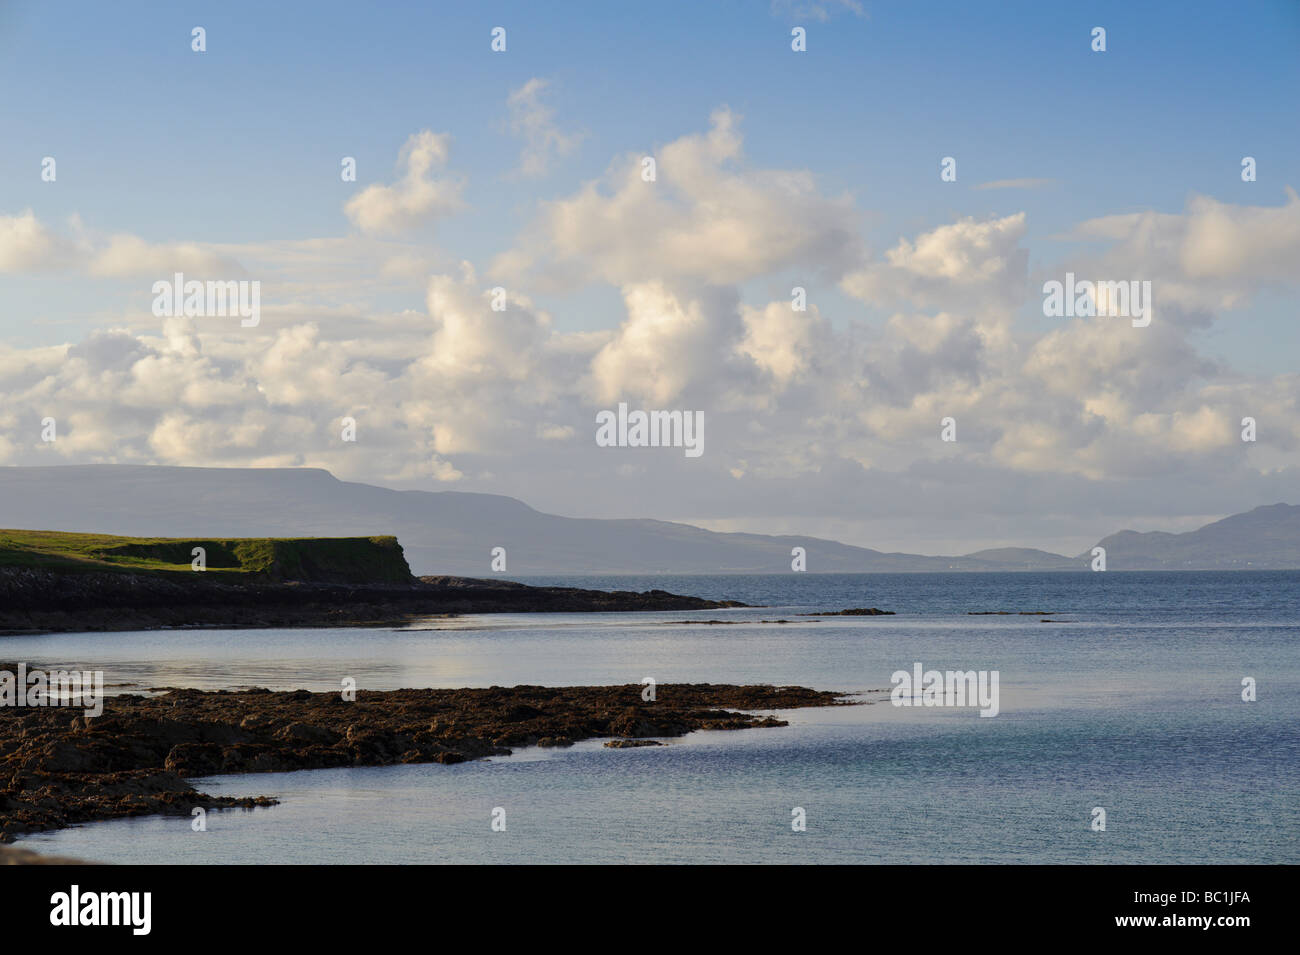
[1,1,1298,553]
[4,1,1296,349]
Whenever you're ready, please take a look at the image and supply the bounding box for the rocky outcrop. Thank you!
[0,682,849,838]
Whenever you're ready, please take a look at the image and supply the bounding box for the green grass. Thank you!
[0,529,413,583]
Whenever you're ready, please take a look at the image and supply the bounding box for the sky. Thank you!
[1,0,1298,556]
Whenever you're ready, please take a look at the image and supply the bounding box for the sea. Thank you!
[6,571,1297,864]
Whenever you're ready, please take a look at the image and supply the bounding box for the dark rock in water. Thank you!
[664,618,796,625]
[0,682,852,839]
[604,739,663,748]
[798,607,895,616]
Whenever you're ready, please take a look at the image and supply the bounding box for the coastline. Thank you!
[0,682,852,841]
[0,568,748,634]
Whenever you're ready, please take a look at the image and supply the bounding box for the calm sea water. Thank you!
[8,572,1298,864]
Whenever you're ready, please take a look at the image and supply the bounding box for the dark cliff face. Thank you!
[0,567,746,634]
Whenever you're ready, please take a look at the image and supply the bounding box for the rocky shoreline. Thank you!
[0,568,747,634]
[0,681,851,840]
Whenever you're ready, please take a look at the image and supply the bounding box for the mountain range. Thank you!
[0,465,1296,574]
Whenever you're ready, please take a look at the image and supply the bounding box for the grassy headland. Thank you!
[0,529,411,583]
[0,529,744,633]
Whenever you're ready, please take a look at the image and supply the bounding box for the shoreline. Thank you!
[0,682,853,841]
[0,569,749,635]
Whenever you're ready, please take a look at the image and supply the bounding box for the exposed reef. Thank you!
[0,681,850,839]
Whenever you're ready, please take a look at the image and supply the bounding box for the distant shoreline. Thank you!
[4,469,1297,574]
[0,569,748,635]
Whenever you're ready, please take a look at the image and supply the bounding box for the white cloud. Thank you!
[1059,189,1300,313]
[738,299,828,388]
[507,78,583,178]
[497,108,861,288]
[344,131,464,235]
[89,234,245,277]
[591,281,736,405]
[2,117,1298,554]
[0,210,80,272]
[842,213,1029,309]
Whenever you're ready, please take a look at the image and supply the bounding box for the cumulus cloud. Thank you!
[591,282,740,405]
[738,299,829,389]
[507,78,583,178]
[1058,189,1300,313]
[344,131,464,235]
[0,211,81,272]
[1,226,1296,552]
[0,212,248,280]
[0,269,566,480]
[497,108,861,288]
[842,213,1029,309]
[3,112,1299,555]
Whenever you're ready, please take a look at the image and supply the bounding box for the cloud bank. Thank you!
[2,112,1297,554]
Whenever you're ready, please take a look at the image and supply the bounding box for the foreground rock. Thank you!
[0,844,94,865]
[0,682,849,838]
[0,568,747,634]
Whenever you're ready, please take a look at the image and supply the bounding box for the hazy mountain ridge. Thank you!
[0,465,1295,574]
[1085,502,1300,569]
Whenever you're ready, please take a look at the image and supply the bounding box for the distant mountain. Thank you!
[0,465,982,574]
[1084,503,1300,570]
[0,465,1295,574]
[960,547,1082,571]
